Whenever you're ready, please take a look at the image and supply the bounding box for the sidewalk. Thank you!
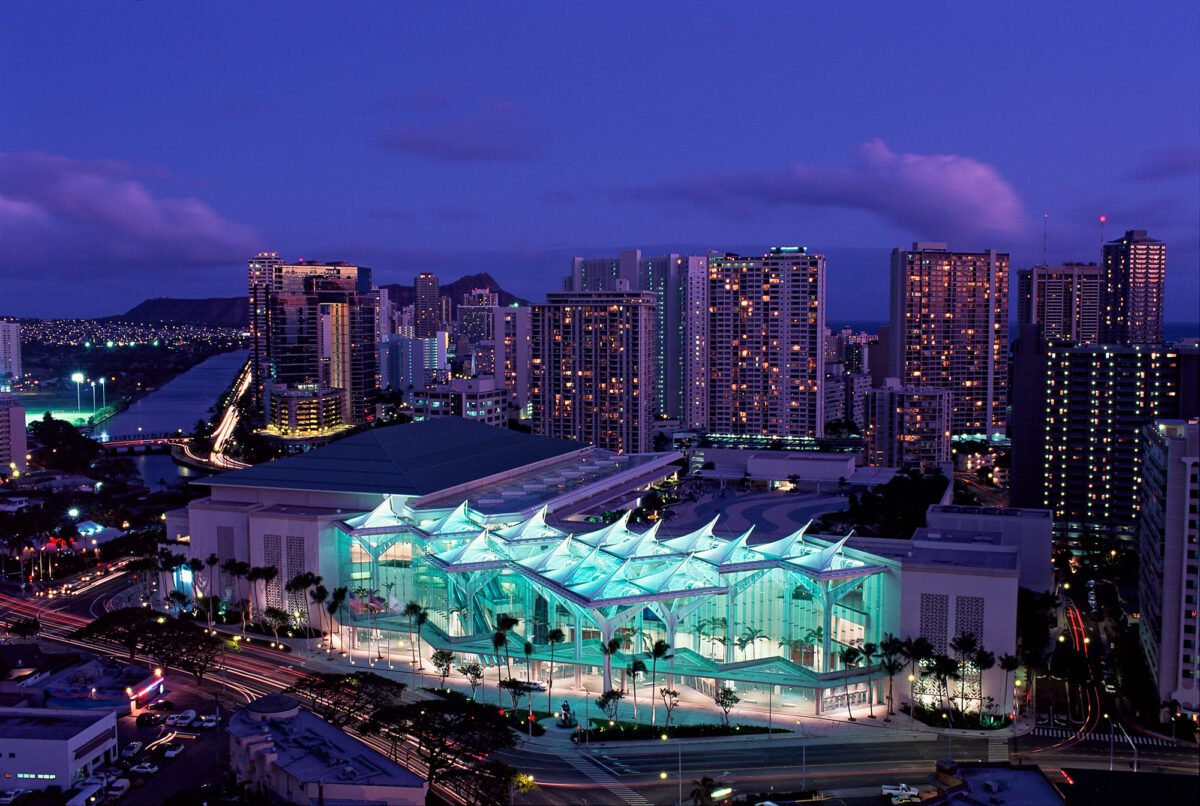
[273,633,1010,748]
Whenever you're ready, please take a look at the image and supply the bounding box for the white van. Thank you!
[107,778,132,798]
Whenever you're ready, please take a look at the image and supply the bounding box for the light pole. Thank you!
[1105,713,1114,771]
[796,720,807,792]
[71,372,84,412]
[90,381,97,415]
[99,377,106,409]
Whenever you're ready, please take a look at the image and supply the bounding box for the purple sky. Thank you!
[1,2,1197,324]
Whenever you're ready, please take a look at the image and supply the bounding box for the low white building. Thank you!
[228,694,426,805]
[0,707,117,792]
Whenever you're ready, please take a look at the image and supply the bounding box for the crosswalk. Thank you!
[1031,726,1180,748]
[566,752,652,806]
[987,738,1009,762]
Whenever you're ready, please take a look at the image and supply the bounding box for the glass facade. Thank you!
[333,498,893,710]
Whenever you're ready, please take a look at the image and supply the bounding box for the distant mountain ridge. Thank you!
[103,296,250,329]
[380,272,529,316]
[104,273,528,328]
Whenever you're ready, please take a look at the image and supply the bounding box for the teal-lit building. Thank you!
[174,419,1019,716]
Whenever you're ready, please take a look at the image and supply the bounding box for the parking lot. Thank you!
[113,679,233,804]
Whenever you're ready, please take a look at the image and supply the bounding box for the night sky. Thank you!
[1,1,1197,323]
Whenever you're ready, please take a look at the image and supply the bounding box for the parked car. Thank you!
[161,743,186,758]
[108,779,132,798]
[148,700,175,711]
[199,714,219,729]
[120,741,143,759]
[130,762,159,775]
[136,712,166,727]
[881,784,919,796]
[167,709,197,726]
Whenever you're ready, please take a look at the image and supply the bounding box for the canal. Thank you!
[100,349,248,488]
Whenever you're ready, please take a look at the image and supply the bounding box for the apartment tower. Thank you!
[889,243,1009,436]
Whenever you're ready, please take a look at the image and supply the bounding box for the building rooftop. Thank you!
[0,707,112,741]
[851,530,1020,572]
[202,419,587,496]
[228,700,423,790]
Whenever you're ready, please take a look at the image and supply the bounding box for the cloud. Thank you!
[379,100,541,162]
[0,151,259,271]
[1126,147,1200,182]
[622,139,1027,239]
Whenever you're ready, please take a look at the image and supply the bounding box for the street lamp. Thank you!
[71,372,84,411]
[90,381,97,415]
[99,377,106,408]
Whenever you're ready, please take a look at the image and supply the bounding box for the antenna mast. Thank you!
[1099,214,1107,248]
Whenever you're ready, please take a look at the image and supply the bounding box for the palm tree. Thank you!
[998,653,1020,721]
[860,642,878,718]
[949,632,978,714]
[926,653,961,723]
[738,627,766,659]
[626,659,647,723]
[255,566,278,621]
[974,649,995,719]
[245,567,264,626]
[491,631,507,706]
[546,627,565,715]
[310,584,329,651]
[496,613,520,675]
[523,640,535,725]
[204,553,220,625]
[901,636,934,718]
[328,587,348,653]
[689,776,725,806]
[648,639,672,726]
[881,654,905,721]
[840,646,862,721]
[403,601,425,667]
[600,636,623,693]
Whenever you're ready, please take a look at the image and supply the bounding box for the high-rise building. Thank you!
[374,287,395,393]
[844,372,872,431]
[706,248,826,438]
[531,291,656,453]
[682,257,710,430]
[414,273,441,339]
[494,306,532,420]
[458,289,499,345]
[889,243,1009,436]
[0,393,27,476]
[257,260,377,424]
[0,322,21,387]
[1016,263,1102,344]
[1103,229,1166,345]
[386,333,448,395]
[248,252,285,403]
[865,380,952,469]
[565,250,705,419]
[1138,419,1200,714]
[1011,325,1199,542]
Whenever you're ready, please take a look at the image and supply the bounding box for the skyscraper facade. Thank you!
[1102,229,1166,345]
[493,306,532,420]
[889,243,1009,436]
[255,260,377,424]
[414,273,441,339]
[1016,263,1102,345]
[1138,419,1200,714]
[0,321,20,386]
[1010,327,1199,542]
[248,251,285,403]
[531,291,656,453]
[865,380,952,469]
[706,248,826,438]
[0,393,27,475]
[682,257,710,430]
[565,250,705,419]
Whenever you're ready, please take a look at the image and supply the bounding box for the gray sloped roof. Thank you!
[199,418,585,496]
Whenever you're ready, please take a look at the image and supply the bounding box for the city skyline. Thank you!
[1,2,1198,323]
